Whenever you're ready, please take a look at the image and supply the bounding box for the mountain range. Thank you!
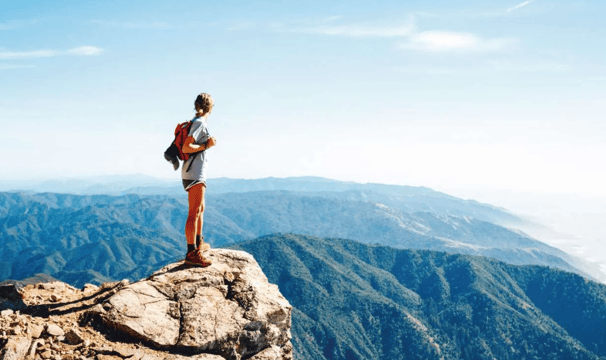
[0,184,598,286]
[2,176,605,359]
[235,234,606,360]
[0,175,558,229]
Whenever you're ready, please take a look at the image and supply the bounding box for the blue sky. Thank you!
[1,0,605,196]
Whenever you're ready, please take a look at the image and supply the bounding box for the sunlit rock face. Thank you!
[0,249,293,360]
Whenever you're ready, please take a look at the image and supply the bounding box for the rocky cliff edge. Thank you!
[0,249,293,360]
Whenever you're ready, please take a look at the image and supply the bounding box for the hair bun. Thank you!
[195,93,214,114]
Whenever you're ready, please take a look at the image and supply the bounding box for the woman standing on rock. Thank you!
[182,93,216,267]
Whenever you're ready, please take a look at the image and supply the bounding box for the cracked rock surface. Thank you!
[0,249,292,360]
[90,249,293,360]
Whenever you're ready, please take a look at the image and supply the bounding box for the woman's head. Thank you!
[195,93,214,117]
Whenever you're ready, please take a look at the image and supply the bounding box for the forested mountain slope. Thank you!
[236,234,606,360]
[0,191,591,285]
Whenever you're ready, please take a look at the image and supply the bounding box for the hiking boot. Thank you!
[184,250,212,267]
[198,242,211,252]
[196,236,211,252]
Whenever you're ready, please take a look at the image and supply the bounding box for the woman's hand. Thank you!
[183,136,217,154]
[206,136,217,149]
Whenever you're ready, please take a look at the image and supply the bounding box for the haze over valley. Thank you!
[1,176,604,284]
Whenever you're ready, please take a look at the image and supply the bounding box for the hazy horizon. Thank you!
[1,173,604,281]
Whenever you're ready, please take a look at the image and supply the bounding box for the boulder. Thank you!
[65,328,85,345]
[0,284,26,311]
[45,323,65,337]
[28,323,44,339]
[0,249,291,360]
[89,249,292,360]
[0,336,31,360]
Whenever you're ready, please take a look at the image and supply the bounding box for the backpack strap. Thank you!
[186,153,198,172]
[184,118,198,172]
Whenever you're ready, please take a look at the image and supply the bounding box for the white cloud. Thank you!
[400,31,517,52]
[0,63,35,70]
[507,0,537,12]
[395,59,571,76]
[67,46,104,56]
[0,50,56,60]
[411,12,439,18]
[0,46,103,60]
[395,66,457,75]
[275,17,516,54]
[91,20,169,28]
[488,60,571,72]
[297,24,414,38]
[323,15,343,22]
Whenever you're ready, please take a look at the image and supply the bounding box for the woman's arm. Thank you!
[182,136,216,154]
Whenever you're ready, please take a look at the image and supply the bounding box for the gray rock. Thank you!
[0,284,26,311]
[95,281,181,347]
[1,309,14,317]
[115,348,137,358]
[81,284,99,293]
[186,354,226,360]
[29,323,45,338]
[45,323,65,337]
[65,328,85,345]
[0,336,31,360]
[90,249,292,360]
[249,344,293,360]
[96,355,117,360]
[28,338,45,360]
[133,353,225,360]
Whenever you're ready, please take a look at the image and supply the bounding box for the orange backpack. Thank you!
[164,120,194,171]
[173,121,193,161]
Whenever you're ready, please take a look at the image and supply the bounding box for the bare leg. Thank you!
[196,191,204,237]
[196,185,207,249]
[186,183,206,246]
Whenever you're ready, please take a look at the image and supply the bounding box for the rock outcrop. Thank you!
[0,249,293,360]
